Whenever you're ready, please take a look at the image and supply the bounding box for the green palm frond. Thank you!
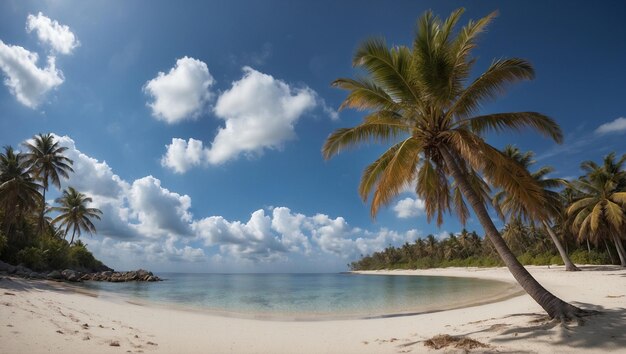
[332,77,400,111]
[322,111,411,159]
[448,58,534,119]
[353,37,420,104]
[460,112,562,143]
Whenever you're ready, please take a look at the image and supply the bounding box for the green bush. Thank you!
[16,247,46,271]
[549,255,564,266]
[569,249,610,265]
[39,236,70,270]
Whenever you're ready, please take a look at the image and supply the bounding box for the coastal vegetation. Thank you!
[350,149,626,295]
[323,8,608,320]
[0,134,106,273]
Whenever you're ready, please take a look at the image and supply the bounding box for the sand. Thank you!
[1,265,625,353]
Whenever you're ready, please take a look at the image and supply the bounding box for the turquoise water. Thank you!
[79,273,515,319]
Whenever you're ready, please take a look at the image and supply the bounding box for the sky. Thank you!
[0,0,625,272]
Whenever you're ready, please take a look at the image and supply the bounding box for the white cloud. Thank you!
[53,135,193,241]
[207,67,317,164]
[26,12,79,55]
[54,135,127,198]
[161,138,206,173]
[144,57,215,123]
[159,67,337,172]
[595,117,626,135]
[45,134,421,270]
[128,176,193,237]
[393,197,426,218]
[194,207,419,262]
[0,41,64,108]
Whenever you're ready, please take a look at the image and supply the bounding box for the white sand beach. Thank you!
[1,265,625,354]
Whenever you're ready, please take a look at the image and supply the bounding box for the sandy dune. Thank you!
[1,265,625,353]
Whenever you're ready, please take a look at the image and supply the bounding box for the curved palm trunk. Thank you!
[542,220,580,271]
[610,233,626,267]
[441,147,585,319]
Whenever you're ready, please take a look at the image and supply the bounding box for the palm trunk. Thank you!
[542,220,580,271]
[586,238,591,254]
[611,233,626,267]
[39,185,47,235]
[604,239,615,264]
[440,147,584,320]
[70,227,76,245]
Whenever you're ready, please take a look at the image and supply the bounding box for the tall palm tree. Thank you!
[568,153,626,266]
[493,146,580,271]
[0,146,41,236]
[322,8,587,320]
[49,187,102,244]
[23,133,74,234]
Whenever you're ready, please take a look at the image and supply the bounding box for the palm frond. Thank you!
[448,58,534,119]
[322,111,410,159]
[459,112,562,143]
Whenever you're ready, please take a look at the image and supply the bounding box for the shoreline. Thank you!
[2,265,626,353]
[70,273,523,322]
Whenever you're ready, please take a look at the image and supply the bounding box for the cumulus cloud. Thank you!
[193,207,419,262]
[207,67,317,164]
[144,57,215,123]
[26,12,79,55]
[0,41,64,108]
[595,117,626,135]
[46,134,421,270]
[160,138,206,173]
[193,210,289,262]
[53,135,193,241]
[128,176,193,237]
[393,197,426,219]
[159,67,337,172]
[54,135,127,198]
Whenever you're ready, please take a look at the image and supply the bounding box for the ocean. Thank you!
[78,273,515,320]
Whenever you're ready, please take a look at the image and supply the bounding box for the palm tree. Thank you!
[567,153,626,266]
[23,133,74,234]
[322,9,587,320]
[49,187,102,244]
[493,146,580,271]
[0,146,41,236]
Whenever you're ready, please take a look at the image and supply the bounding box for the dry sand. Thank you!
[1,265,625,353]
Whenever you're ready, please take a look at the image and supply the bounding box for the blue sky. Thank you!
[1,1,625,272]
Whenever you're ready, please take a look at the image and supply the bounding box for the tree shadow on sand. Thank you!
[0,276,97,297]
[487,302,626,352]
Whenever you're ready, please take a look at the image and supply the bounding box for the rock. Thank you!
[28,272,45,279]
[109,340,120,347]
[61,269,81,282]
[15,265,32,277]
[46,270,63,280]
[0,261,12,272]
[73,269,162,283]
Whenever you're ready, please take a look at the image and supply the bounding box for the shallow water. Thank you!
[79,273,515,319]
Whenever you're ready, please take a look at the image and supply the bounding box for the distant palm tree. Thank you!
[50,187,102,244]
[493,146,580,271]
[23,133,74,234]
[0,146,41,236]
[323,8,587,319]
[568,153,626,266]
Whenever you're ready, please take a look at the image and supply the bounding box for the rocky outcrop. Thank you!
[82,269,161,282]
[0,260,161,283]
